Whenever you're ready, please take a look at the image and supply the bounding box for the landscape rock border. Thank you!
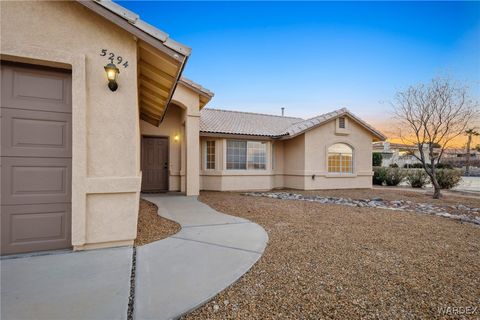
[244,192,480,226]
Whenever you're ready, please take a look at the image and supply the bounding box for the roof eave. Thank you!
[284,109,387,141]
[78,0,191,61]
[200,131,280,140]
[179,78,214,109]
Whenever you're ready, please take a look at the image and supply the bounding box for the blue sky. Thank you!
[120,1,480,127]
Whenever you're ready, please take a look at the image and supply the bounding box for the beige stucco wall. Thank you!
[1,1,141,250]
[200,116,375,191]
[283,134,307,189]
[173,85,201,196]
[303,116,373,189]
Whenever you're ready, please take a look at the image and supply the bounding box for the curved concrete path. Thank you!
[134,194,268,320]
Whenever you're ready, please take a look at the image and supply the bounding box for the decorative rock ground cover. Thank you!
[185,192,480,319]
[245,192,480,225]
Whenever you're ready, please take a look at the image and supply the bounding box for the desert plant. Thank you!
[435,163,453,169]
[384,167,406,186]
[372,167,387,185]
[405,169,430,188]
[372,152,383,167]
[404,163,424,168]
[435,169,462,189]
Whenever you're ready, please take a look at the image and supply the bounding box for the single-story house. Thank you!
[198,108,385,191]
[372,141,423,167]
[0,0,385,256]
[442,148,479,160]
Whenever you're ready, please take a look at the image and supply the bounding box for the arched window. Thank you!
[328,143,353,173]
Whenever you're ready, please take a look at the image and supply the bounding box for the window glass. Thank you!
[338,117,346,129]
[226,140,266,170]
[328,143,353,173]
[226,140,247,169]
[206,141,215,170]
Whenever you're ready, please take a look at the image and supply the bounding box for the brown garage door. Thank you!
[1,62,72,255]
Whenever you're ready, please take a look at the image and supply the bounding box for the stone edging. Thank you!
[245,192,480,226]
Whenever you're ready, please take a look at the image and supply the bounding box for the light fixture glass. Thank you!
[104,63,120,91]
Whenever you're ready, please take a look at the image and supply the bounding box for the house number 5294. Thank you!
[100,49,129,68]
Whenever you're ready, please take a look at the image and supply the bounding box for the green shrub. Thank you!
[405,169,429,188]
[372,153,383,167]
[403,162,453,169]
[373,167,387,185]
[435,169,462,189]
[384,167,406,186]
[436,163,453,169]
[404,163,424,168]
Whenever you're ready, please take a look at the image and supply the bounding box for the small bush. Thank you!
[389,163,399,168]
[435,169,462,189]
[436,163,453,169]
[372,153,383,167]
[373,167,387,185]
[404,163,424,168]
[403,162,453,169]
[405,170,429,188]
[384,167,406,186]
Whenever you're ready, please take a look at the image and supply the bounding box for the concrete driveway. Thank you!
[1,194,268,320]
[1,247,133,320]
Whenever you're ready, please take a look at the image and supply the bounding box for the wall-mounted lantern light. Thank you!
[174,134,180,142]
[104,63,120,92]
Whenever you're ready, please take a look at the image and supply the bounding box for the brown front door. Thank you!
[1,62,72,255]
[141,137,169,192]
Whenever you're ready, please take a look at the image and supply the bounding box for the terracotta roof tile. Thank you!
[200,108,386,140]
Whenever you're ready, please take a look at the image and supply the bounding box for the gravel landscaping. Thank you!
[245,191,480,225]
[135,199,181,246]
[184,190,480,319]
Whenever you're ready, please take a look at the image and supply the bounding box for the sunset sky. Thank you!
[120,1,480,147]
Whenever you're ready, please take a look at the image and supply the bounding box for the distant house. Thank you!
[372,142,428,167]
[442,148,480,160]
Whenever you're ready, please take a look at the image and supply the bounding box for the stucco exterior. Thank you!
[1,1,142,250]
[139,82,205,195]
[200,115,379,191]
[1,1,200,252]
[1,0,384,255]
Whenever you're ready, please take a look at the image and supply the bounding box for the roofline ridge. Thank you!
[303,107,348,122]
[202,108,304,120]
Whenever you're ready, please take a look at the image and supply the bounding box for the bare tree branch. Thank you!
[391,77,479,198]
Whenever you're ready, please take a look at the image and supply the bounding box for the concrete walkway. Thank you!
[1,195,267,320]
[1,246,133,320]
[134,194,268,320]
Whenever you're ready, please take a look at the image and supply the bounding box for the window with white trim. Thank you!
[327,143,353,173]
[226,140,267,170]
[205,141,215,170]
[338,117,346,129]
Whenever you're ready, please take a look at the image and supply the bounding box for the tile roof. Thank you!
[91,0,191,56]
[179,77,214,98]
[200,109,303,137]
[200,108,386,141]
